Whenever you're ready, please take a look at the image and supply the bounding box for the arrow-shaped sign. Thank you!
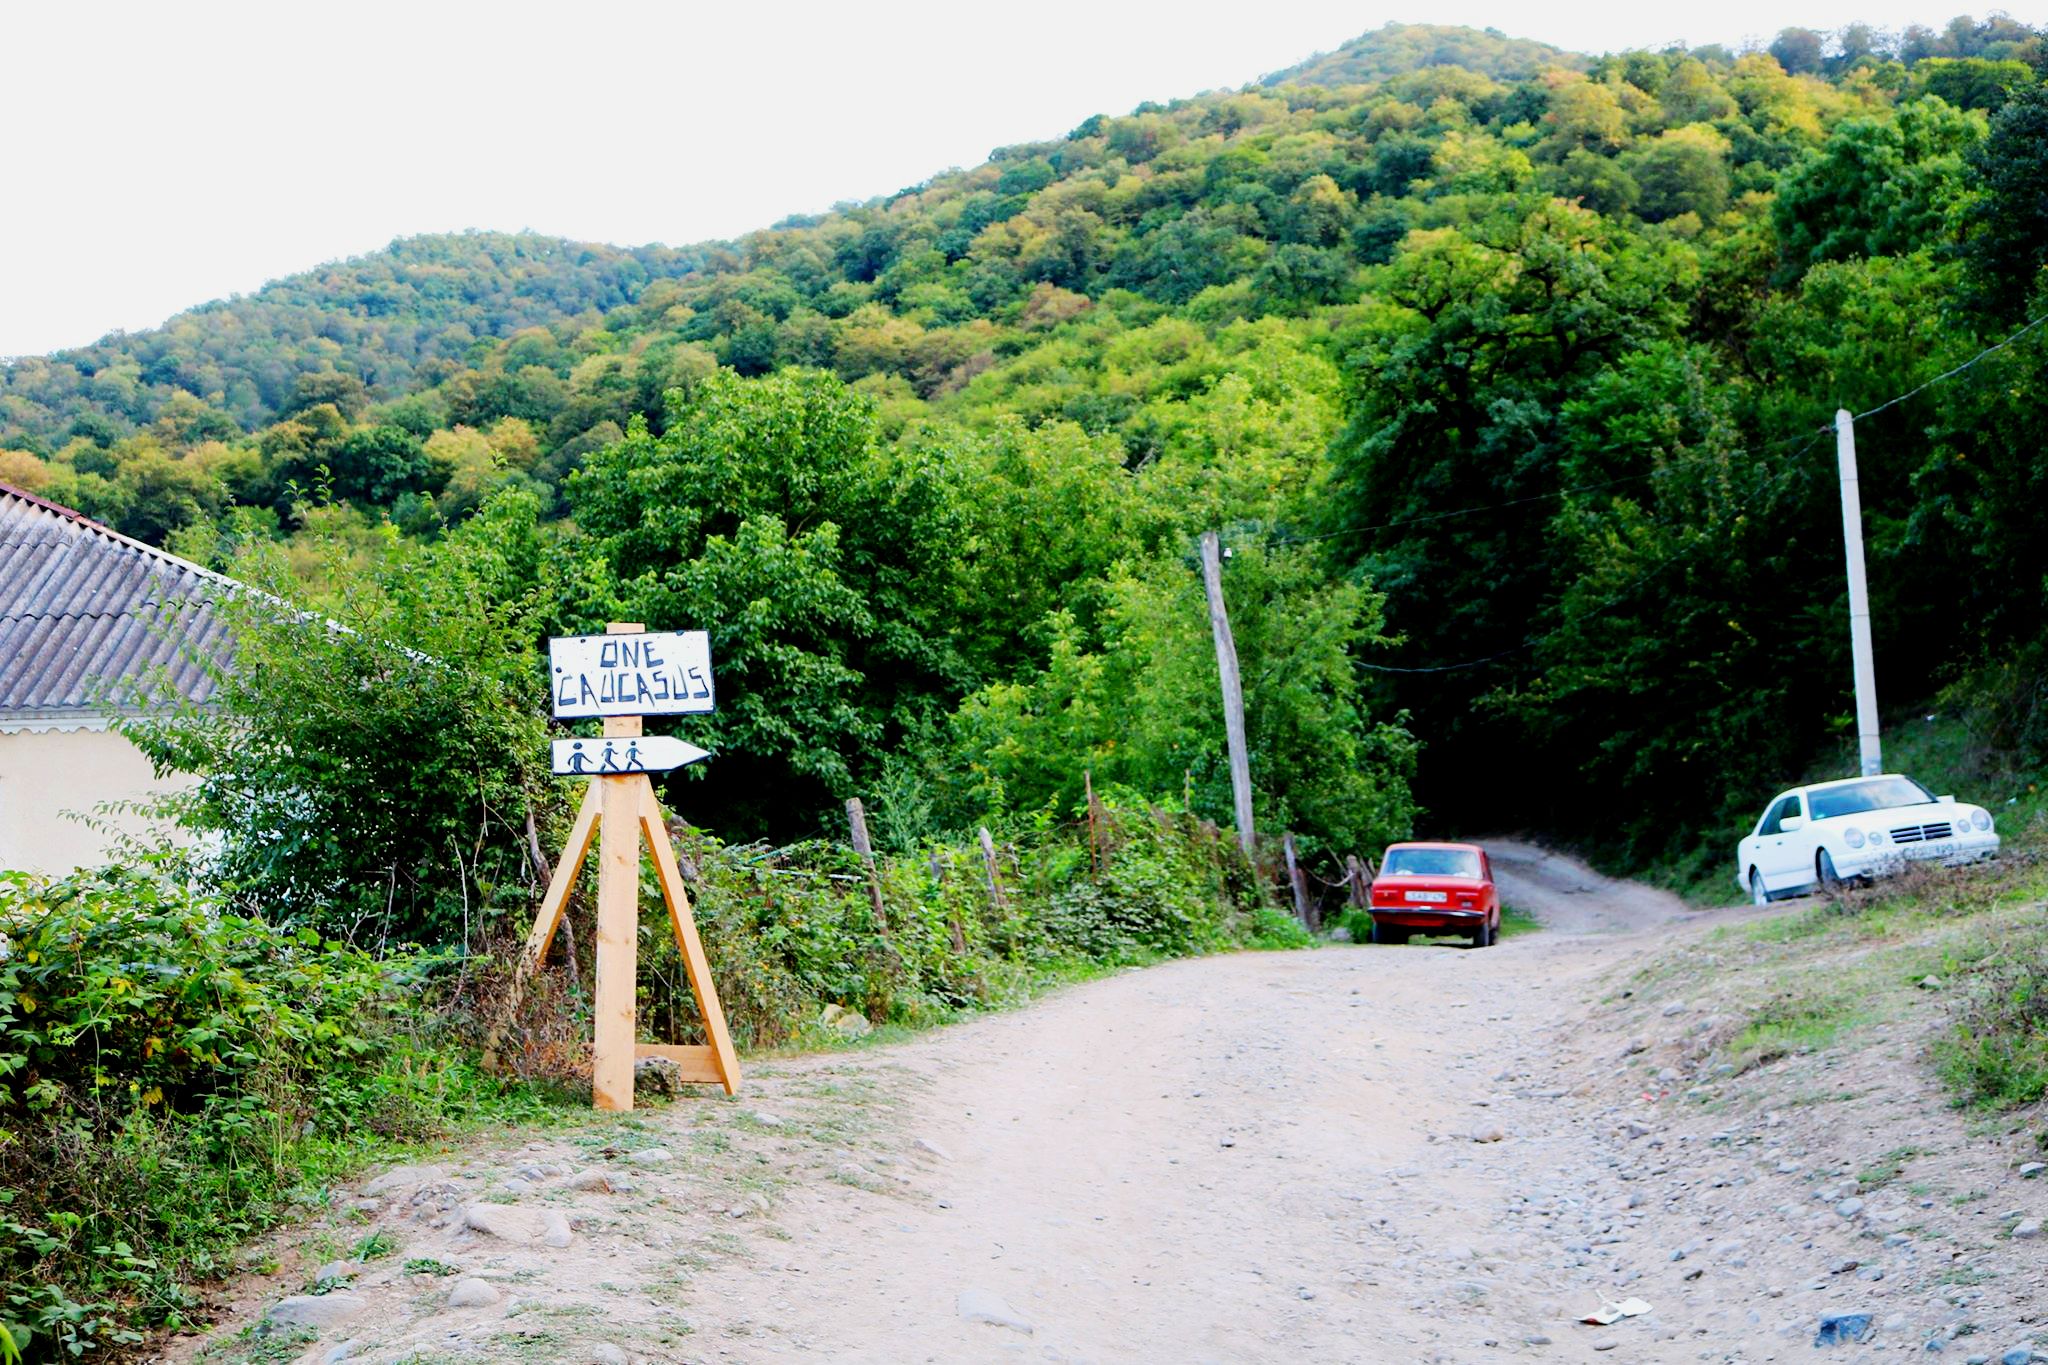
[552,735,711,776]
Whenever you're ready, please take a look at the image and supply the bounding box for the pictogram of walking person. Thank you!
[598,741,622,773]
[564,740,593,774]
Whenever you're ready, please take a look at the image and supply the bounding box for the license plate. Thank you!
[1404,890,1448,903]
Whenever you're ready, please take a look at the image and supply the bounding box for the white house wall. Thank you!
[0,725,197,875]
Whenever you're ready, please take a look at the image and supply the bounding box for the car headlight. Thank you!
[1844,828,1866,849]
[1869,829,1887,845]
[1974,810,1992,831]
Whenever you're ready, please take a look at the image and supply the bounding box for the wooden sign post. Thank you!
[491,622,739,1109]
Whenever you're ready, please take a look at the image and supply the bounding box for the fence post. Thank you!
[1283,832,1312,929]
[1346,854,1370,910]
[845,797,890,933]
[978,825,1008,912]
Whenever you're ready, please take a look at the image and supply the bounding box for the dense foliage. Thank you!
[5,18,2048,880]
[0,860,537,1358]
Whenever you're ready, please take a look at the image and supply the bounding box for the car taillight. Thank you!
[1458,895,1475,907]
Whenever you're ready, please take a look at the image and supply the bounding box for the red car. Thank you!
[1367,842,1500,947]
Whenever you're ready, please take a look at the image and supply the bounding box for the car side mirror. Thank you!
[1780,815,1806,832]
[1938,794,1956,803]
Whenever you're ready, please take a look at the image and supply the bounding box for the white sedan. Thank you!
[1736,773,1999,904]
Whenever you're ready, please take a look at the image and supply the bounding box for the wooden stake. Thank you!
[1283,831,1311,928]
[977,825,1006,911]
[1346,854,1370,910]
[1084,769,1100,872]
[1199,531,1255,856]
[844,797,890,933]
[639,785,739,1094]
[592,705,643,1112]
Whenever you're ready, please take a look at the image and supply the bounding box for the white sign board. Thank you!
[549,630,714,718]
[551,735,710,775]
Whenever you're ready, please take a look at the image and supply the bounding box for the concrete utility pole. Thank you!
[1835,410,1883,777]
[1200,531,1256,856]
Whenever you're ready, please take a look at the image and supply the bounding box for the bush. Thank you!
[0,859,544,1358]
[495,797,1300,1067]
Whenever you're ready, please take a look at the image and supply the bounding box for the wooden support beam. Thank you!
[640,784,741,1095]
[632,1043,726,1085]
[591,624,645,1113]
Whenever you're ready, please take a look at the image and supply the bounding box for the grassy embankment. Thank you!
[1626,838,2048,1144]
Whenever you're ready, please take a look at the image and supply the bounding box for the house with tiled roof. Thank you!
[0,480,233,873]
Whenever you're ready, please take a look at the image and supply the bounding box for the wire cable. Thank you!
[1848,311,2048,424]
[1352,435,1823,675]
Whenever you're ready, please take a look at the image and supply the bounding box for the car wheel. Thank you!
[1750,869,1770,906]
[1818,849,1844,895]
[1472,917,1494,949]
[1370,919,1405,946]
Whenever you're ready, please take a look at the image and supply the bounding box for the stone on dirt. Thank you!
[587,1346,632,1365]
[461,1204,556,1244]
[265,1292,368,1330]
[543,1210,575,1248]
[362,1164,448,1198]
[314,1259,353,1284]
[2018,1162,2045,1178]
[2010,1218,2041,1239]
[957,1288,1034,1334]
[1814,1313,1874,1347]
[447,1277,500,1308]
[625,1147,676,1166]
[820,1003,873,1038]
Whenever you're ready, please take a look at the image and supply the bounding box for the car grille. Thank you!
[1890,822,1954,844]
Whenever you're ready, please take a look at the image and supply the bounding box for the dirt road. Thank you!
[174,847,2048,1365]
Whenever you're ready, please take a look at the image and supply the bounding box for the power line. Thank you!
[1271,423,1829,552]
[1278,308,2045,556]
[1849,310,2048,424]
[1352,435,1824,675]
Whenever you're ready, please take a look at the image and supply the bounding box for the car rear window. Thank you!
[1383,848,1481,877]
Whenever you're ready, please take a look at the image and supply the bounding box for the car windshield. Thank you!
[1808,776,1935,820]
[1383,847,1481,878]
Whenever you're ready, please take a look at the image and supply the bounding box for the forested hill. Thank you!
[3,18,2047,885]
[0,232,708,446]
[1262,23,1576,86]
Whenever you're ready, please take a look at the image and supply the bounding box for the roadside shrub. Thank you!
[0,859,543,1358]
[495,799,1294,1067]
[1933,920,2048,1110]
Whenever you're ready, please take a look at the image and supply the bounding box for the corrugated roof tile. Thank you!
[0,482,232,720]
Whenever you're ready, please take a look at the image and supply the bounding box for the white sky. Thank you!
[0,0,2017,357]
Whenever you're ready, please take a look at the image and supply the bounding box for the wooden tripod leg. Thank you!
[483,780,602,1071]
[640,782,741,1094]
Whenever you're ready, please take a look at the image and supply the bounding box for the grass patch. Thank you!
[1931,916,2048,1111]
[1856,1146,1923,1190]
[1730,990,1862,1070]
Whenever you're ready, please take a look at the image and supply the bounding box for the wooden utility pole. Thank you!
[1199,531,1256,856]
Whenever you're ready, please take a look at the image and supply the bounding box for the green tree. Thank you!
[569,369,971,828]
[1773,97,1985,276]
[1963,82,2048,316]
[126,490,560,944]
